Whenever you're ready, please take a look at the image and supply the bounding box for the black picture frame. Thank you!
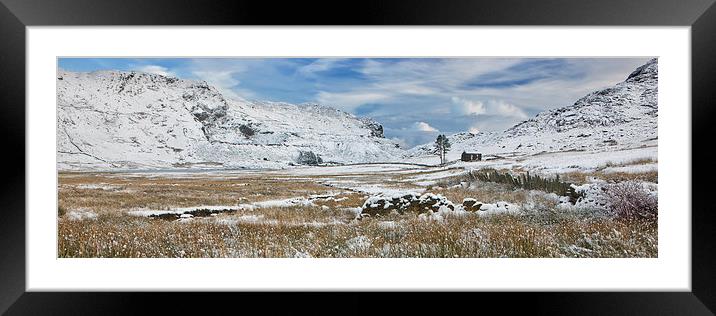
[1,0,714,314]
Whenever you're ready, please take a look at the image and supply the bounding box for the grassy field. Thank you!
[57,165,658,258]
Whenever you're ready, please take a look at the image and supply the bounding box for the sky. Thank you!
[58,57,652,147]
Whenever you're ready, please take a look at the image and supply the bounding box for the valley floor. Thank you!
[57,147,658,258]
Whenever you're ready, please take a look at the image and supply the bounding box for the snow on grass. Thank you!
[414,181,437,187]
[321,178,424,196]
[66,209,98,221]
[377,221,399,229]
[75,183,122,191]
[127,205,240,217]
[345,235,371,251]
[475,201,520,215]
[126,195,325,217]
[402,169,465,182]
[515,146,657,174]
[341,207,363,216]
[602,163,657,174]
[250,197,314,208]
[284,163,422,176]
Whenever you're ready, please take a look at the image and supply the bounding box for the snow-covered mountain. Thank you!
[57,70,403,170]
[409,58,658,160]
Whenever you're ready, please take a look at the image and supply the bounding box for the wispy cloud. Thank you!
[413,121,439,132]
[187,59,249,100]
[315,90,390,110]
[136,65,175,77]
[57,57,653,147]
[297,58,346,77]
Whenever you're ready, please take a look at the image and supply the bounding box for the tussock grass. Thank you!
[58,173,338,214]
[601,158,657,169]
[58,209,656,258]
[562,170,658,184]
[560,158,658,184]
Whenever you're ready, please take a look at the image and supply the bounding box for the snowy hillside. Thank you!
[57,70,403,170]
[408,58,658,161]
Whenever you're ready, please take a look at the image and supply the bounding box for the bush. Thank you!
[58,206,66,217]
[603,181,658,220]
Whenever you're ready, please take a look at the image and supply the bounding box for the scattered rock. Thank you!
[360,194,519,218]
[296,150,323,166]
[360,193,454,217]
[239,124,256,138]
[149,208,237,221]
[358,117,385,138]
[462,198,483,212]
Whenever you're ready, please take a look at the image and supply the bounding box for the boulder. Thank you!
[296,151,323,166]
[462,198,483,212]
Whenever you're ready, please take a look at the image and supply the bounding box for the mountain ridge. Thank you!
[408,58,658,160]
[57,70,402,170]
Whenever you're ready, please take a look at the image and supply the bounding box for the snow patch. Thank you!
[66,209,98,221]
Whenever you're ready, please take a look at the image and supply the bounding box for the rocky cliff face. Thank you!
[57,70,403,170]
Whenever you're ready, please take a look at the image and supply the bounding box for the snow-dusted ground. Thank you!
[277,163,424,176]
[406,145,657,177]
[103,142,657,222]
[510,146,657,175]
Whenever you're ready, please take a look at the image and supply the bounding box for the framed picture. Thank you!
[2,0,714,313]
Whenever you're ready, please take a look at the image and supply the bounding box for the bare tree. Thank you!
[434,134,451,165]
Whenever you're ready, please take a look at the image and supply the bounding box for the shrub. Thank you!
[603,181,658,220]
[58,206,67,217]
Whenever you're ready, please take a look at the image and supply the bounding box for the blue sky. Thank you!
[58,57,652,147]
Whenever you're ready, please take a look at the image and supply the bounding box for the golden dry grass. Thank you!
[58,209,657,258]
[561,158,658,184]
[562,170,658,184]
[57,170,657,258]
[58,172,339,213]
[430,182,532,206]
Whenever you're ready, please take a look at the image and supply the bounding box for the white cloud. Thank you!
[414,121,439,132]
[315,91,389,110]
[314,59,521,112]
[136,65,175,77]
[297,58,345,76]
[490,100,528,119]
[451,97,486,116]
[186,59,251,100]
[192,70,243,99]
[451,97,527,119]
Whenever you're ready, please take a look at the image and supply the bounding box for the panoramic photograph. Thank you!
[57,57,658,258]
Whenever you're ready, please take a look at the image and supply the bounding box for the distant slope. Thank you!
[57,70,403,170]
[408,58,658,160]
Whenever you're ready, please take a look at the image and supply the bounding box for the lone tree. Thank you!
[434,134,451,165]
